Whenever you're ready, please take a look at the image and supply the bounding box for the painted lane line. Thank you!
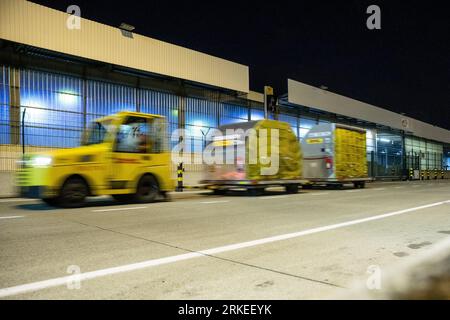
[372,188,385,191]
[309,193,329,196]
[346,190,362,193]
[92,206,147,213]
[1,199,449,298]
[394,186,404,189]
[0,216,24,220]
[199,201,230,204]
[259,195,290,200]
[0,198,35,203]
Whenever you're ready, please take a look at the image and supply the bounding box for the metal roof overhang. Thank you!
[0,0,249,94]
[287,79,450,144]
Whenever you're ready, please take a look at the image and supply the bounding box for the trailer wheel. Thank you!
[285,184,299,194]
[213,189,226,195]
[60,177,88,208]
[247,188,264,196]
[328,183,343,190]
[353,181,366,189]
[134,174,159,203]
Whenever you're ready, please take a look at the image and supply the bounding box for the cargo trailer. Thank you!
[302,123,371,189]
[201,120,306,195]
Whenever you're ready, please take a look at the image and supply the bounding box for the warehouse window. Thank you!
[405,137,444,170]
[376,133,403,176]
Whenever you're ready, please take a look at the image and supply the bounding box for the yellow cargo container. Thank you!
[334,127,368,179]
[201,120,305,195]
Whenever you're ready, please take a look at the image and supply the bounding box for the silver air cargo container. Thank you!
[302,123,372,189]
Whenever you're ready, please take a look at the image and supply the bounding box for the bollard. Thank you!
[434,169,438,180]
[409,168,414,181]
[442,170,445,180]
[176,162,184,192]
[427,170,430,180]
[421,170,424,180]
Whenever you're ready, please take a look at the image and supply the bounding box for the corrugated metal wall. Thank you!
[0,65,9,145]
[20,69,84,148]
[0,66,261,174]
[0,65,446,176]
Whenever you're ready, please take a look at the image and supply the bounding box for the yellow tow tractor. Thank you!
[17,111,174,207]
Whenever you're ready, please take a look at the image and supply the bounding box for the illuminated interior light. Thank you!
[58,92,78,106]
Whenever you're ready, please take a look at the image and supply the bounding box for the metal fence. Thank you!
[0,65,447,177]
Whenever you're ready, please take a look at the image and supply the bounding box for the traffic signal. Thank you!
[264,86,278,118]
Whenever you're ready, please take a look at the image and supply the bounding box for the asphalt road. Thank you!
[0,180,449,299]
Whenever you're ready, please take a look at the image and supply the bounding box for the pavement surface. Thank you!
[0,180,449,299]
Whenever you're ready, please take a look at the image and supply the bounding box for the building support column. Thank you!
[82,77,87,130]
[401,131,407,178]
[135,78,141,112]
[176,95,186,191]
[8,67,20,145]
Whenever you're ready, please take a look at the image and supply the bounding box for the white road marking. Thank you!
[1,199,449,298]
[0,216,24,220]
[92,206,147,213]
[199,201,230,204]
[0,198,35,203]
[394,186,404,189]
[170,190,211,195]
[346,190,362,193]
[259,195,290,200]
[372,188,385,191]
[412,185,420,188]
[309,193,329,196]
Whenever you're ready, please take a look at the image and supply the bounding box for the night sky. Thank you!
[32,0,449,130]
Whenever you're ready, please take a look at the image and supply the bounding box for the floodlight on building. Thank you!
[119,23,135,32]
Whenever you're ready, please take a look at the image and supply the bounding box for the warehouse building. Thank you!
[0,0,449,196]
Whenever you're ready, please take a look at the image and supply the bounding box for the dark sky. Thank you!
[32,0,450,130]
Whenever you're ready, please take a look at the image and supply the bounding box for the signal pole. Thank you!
[264,86,274,120]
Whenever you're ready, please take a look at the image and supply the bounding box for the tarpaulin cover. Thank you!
[246,120,302,180]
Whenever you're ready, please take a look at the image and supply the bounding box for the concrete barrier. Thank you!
[0,172,17,198]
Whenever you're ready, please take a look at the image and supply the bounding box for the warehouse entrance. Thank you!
[375,133,403,178]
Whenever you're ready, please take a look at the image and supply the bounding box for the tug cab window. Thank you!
[115,117,150,153]
[115,116,165,154]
